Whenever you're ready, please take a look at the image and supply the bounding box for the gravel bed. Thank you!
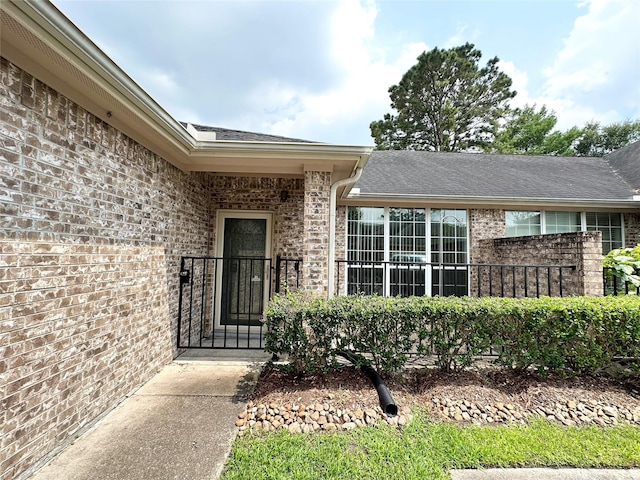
[236,365,640,434]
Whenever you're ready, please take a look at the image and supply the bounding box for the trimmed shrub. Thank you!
[265,293,640,375]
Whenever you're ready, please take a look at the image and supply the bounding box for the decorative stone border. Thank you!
[431,398,640,426]
[235,398,640,435]
[235,402,412,435]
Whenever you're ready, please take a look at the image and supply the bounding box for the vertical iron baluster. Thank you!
[489,265,493,297]
[187,257,195,347]
[177,256,186,348]
[199,258,207,348]
[559,267,564,297]
[211,258,218,348]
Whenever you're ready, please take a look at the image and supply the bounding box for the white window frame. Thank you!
[344,207,469,296]
[505,210,625,253]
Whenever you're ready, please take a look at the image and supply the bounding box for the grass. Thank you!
[222,413,640,480]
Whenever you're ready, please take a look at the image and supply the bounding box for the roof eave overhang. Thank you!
[1,0,195,169]
[1,0,373,178]
[342,193,640,211]
[187,141,372,180]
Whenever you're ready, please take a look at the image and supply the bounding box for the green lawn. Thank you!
[222,414,640,480]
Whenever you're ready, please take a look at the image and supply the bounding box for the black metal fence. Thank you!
[177,256,272,349]
[335,260,577,298]
[177,257,636,350]
[274,255,302,294]
[177,255,304,350]
[603,267,640,295]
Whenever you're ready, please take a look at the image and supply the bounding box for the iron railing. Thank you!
[274,255,302,294]
[177,257,632,350]
[335,260,577,298]
[177,256,272,349]
[603,267,640,295]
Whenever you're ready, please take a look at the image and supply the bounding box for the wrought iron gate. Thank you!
[177,256,272,349]
[177,255,302,349]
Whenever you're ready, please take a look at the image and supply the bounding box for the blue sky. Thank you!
[52,0,639,146]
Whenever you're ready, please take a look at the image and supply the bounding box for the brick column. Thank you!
[625,212,640,247]
[302,169,332,294]
[468,209,506,296]
[577,231,604,296]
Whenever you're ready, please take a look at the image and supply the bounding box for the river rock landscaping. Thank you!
[235,365,640,435]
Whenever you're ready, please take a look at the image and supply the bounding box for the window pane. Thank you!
[506,211,541,237]
[431,209,468,264]
[347,207,468,296]
[390,207,426,260]
[586,212,623,254]
[545,211,580,234]
[347,207,384,262]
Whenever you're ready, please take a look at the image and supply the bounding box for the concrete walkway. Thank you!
[28,350,269,480]
[26,350,640,480]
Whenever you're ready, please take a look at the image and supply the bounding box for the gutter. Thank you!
[327,165,364,298]
[344,193,640,210]
[4,0,194,149]
[2,1,375,171]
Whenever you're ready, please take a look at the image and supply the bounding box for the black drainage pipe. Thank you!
[337,351,398,417]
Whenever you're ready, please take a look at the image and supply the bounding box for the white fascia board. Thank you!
[191,140,372,157]
[5,0,195,149]
[3,1,374,173]
[343,193,640,210]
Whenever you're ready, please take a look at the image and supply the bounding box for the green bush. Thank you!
[604,244,640,289]
[265,293,640,375]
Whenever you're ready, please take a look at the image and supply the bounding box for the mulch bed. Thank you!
[235,364,640,433]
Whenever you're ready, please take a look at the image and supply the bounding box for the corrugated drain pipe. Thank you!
[337,351,398,416]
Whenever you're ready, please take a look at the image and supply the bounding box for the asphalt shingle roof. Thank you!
[605,141,640,193]
[355,150,637,201]
[186,123,319,143]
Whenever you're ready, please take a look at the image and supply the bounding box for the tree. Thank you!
[491,105,582,156]
[370,43,516,151]
[574,120,640,157]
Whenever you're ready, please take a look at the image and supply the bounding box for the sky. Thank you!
[51,0,640,146]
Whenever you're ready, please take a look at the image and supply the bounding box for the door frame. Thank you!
[214,210,273,332]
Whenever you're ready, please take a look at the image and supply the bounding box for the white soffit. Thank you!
[0,0,373,176]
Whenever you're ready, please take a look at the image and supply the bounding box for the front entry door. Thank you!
[218,213,271,328]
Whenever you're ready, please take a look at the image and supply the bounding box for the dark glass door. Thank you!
[221,218,267,326]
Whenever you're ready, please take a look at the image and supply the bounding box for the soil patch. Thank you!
[241,365,640,431]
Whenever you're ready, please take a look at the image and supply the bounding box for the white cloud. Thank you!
[498,60,532,108]
[238,0,429,144]
[58,0,639,146]
[443,24,481,49]
[142,70,180,96]
[539,0,640,128]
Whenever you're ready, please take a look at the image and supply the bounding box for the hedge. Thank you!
[264,293,640,374]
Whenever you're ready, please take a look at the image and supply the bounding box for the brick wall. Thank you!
[0,58,212,479]
[625,212,640,247]
[468,209,506,263]
[302,170,331,294]
[474,231,603,297]
[334,205,347,295]
[210,175,304,259]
